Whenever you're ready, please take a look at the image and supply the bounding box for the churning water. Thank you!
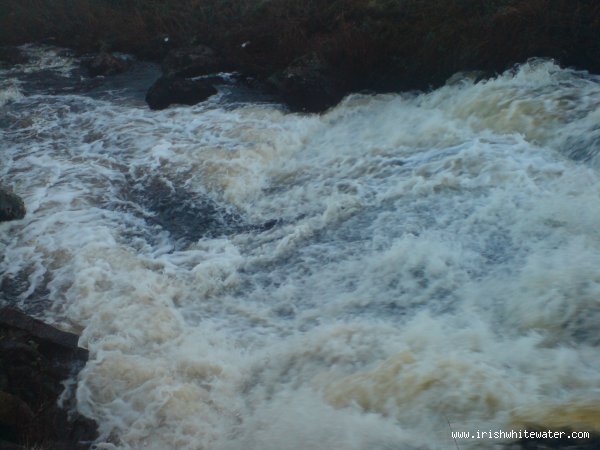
[2,46,600,449]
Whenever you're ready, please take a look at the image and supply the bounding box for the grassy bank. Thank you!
[2,0,600,91]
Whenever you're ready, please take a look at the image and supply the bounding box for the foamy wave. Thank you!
[0,84,23,106]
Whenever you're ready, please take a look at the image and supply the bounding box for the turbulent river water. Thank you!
[2,46,600,450]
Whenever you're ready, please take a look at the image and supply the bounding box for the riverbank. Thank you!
[1,0,600,111]
[0,308,96,449]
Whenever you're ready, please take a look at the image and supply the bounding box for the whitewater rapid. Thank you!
[1,46,600,449]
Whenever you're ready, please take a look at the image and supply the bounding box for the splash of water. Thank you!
[2,49,600,449]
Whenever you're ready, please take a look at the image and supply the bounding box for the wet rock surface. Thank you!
[120,176,278,247]
[128,175,243,242]
[161,44,224,78]
[0,188,25,222]
[145,75,218,110]
[83,51,130,77]
[267,53,346,113]
[0,307,96,449]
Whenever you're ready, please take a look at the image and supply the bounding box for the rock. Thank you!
[83,51,129,77]
[161,45,224,77]
[0,391,33,428]
[0,439,24,450]
[145,76,218,110]
[267,53,346,113]
[0,307,96,449]
[0,47,28,66]
[0,188,25,222]
[0,308,83,353]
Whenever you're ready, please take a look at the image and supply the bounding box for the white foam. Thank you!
[2,52,600,449]
[0,83,23,106]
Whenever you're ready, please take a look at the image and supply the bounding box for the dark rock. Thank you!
[267,53,346,113]
[0,47,28,66]
[0,439,24,450]
[0,189,25,222]
[121,175,248,245]
[260,219,279,232]
[0,307,96,449]
[0,439,26,450]
[0,308,83,355]
[0,391,34,428]
[161,45,224,77]
[83,51,130,77]
[145,76,218,110]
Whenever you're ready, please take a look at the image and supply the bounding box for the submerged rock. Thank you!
[145,75,218,110]
[122,175,250,244]
[0,188,25,222]
[267,53,346,113]
[161,44,224,77]
[0,307,96,449]
[83,51,130,77]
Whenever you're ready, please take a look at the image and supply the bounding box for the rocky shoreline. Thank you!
[0,188,95,449]
[2,0,600,113]
[0,184,95,448]
[0,308,96,450]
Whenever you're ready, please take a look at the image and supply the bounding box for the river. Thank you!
[1,45,600,450]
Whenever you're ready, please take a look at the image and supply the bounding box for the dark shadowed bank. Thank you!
[1,0,600,111]
[0,308,97,450]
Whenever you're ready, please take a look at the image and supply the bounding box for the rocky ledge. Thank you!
[0,307,96,449]
[143,45,345,112]
[145,75,219,110]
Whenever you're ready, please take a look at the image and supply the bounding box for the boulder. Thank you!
[145,76,218,110]
[0,391,34,433]
[0,47,28,66]
[83,51,130,77]
[267,53,346,113]
[0,188,25,222]
[0,307,96,449]
[161,45,224,77]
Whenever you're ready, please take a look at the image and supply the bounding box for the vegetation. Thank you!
[2,0,600,91]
